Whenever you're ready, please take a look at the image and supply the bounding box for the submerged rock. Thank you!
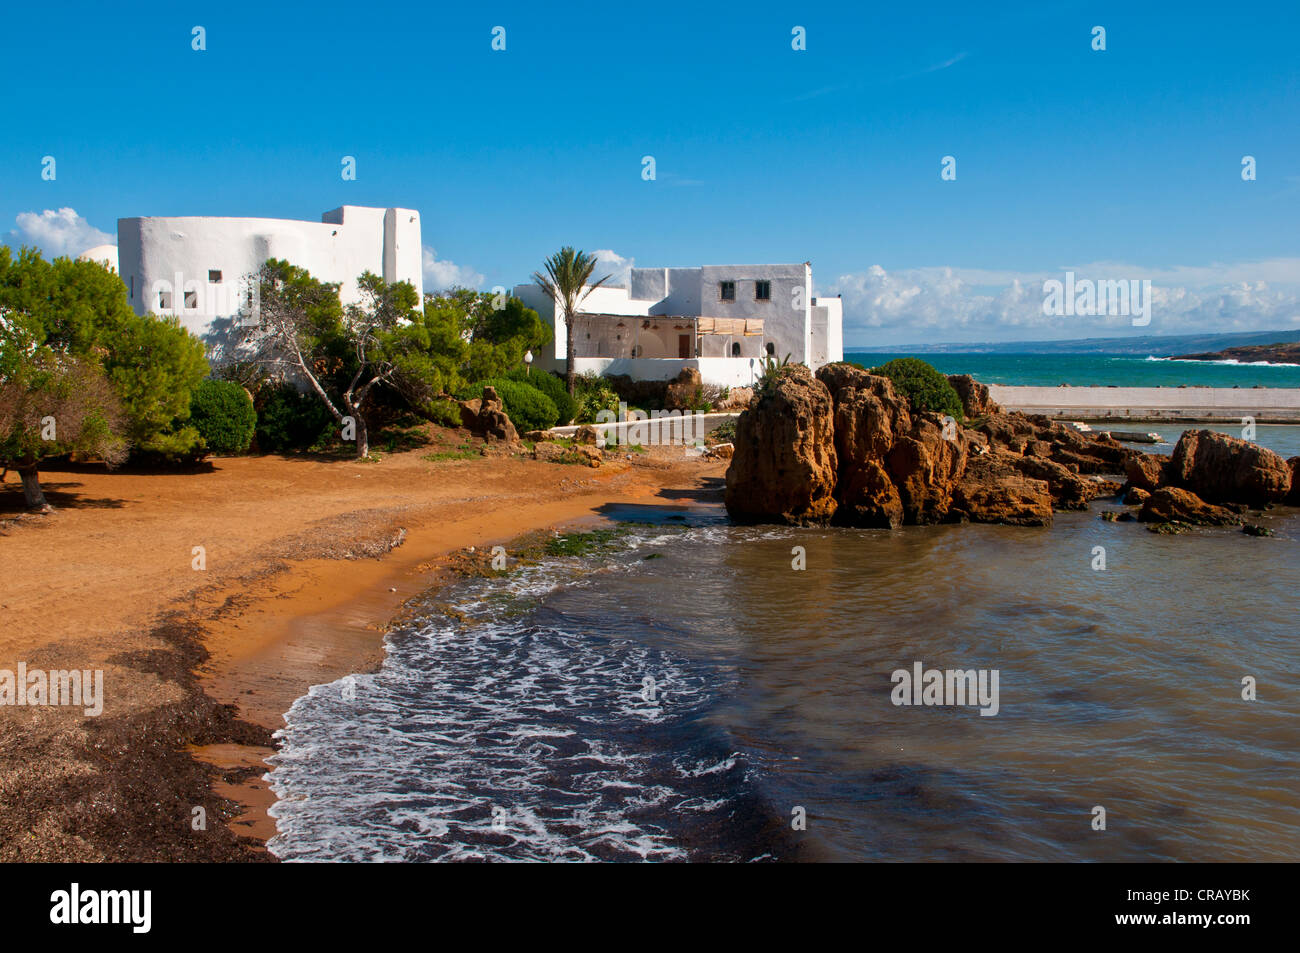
[1137,487,1244,526]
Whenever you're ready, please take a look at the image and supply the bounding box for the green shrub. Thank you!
[455,378,559,433]
[507,368,579,425]
[189,379,256,455]
[254,384,334,452]
[573,372,621,424]
[870,357,964,418]
[709,416,738,443]
[421,397,463,428]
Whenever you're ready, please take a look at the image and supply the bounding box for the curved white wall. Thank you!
[117,206,424,343]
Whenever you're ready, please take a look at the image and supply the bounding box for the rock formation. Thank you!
[947,374,1001,418]
[724,362,1294,529]
[723,365,838,524]
[458,386,519,445]
[1138,487,1244,526]
[1163,429,1291,506]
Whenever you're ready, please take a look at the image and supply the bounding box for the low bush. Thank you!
[188,379,256,455]
[573,372,621,424]
[254,384,335,452]
[870,357,964,418]
[506,368,579,425]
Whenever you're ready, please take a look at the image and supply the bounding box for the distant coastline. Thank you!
[1167,342,1300,366]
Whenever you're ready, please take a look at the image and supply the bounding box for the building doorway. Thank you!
[678,334,692,358]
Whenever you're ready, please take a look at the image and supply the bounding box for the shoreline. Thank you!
[0,443,726,860]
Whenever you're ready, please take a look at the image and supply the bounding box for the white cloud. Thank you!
[591,249,634,287]
[422,246,484,291]
[827,259,1300,343]
[6,208,114,258]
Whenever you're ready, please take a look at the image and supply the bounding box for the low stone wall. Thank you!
[989,385,1300,423]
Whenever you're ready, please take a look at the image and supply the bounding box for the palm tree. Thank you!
[532,247,611,396]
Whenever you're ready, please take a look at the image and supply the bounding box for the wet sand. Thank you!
[0,434,725,859]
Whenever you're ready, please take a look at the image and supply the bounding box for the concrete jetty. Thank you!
[988,386,1300,423]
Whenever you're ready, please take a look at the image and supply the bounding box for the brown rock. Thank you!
[458,386,519,445]
[573,425,600,445]
[885,415,967,524]
[664,367,704,410]
[1125,452,1167,492]
[725,364,838,524]
[717,386,754,411]
[835,457,904,528]
[946,374,1001,417]
[1138,487,1244,526]
[976,412,1038,449]
[1009,452,1099,510]
[950,454,1053,526]
[1166,430,1291,505]
[1123,486,1150,506]
[1288,457,1300,505]
[816,364,914,526]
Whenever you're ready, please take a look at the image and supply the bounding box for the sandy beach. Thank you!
[0,432,725,860]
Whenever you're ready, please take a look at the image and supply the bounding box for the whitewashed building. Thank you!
[116,206,423,341]
[513,263,842,387]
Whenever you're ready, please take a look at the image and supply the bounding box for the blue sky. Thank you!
[3,0,1298,345]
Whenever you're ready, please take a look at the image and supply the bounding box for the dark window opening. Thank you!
[719,281,735,301]
[765,342,776,356]
[755,280,771,301]
[731,341,741,357]
[209,269,223,282]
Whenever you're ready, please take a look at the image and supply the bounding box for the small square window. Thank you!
[755,280,771,301]
[719,281,735,301]
[158,289,173,309]
[184,289,198,309]
[209,269,223,282]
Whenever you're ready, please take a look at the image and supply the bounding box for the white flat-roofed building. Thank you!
[116,206,424,343]
[513,262,843,387]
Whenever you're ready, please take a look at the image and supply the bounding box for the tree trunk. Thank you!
[565,313,576,397]
[18,463,48,510]
[355,415,369,459]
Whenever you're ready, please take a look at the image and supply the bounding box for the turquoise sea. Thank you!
[844,352,1300,389]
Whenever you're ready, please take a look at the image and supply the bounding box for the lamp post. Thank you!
[524,350,533,377]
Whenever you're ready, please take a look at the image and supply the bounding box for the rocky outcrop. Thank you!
[1288,457,1300,505]
[724,367,1288,530]
[1165,430,1291,506]
[887,415,968,524]
[947,374,1001,418]
[459,386,519,444]
[724,365,838,524]
[950,453,1054,526]
[1006,452,1101,510]
[817,364,911,527]
[1138,487,1244,526]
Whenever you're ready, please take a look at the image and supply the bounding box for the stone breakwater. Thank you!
[724,365,1297,528]
[988,384,1300,423]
